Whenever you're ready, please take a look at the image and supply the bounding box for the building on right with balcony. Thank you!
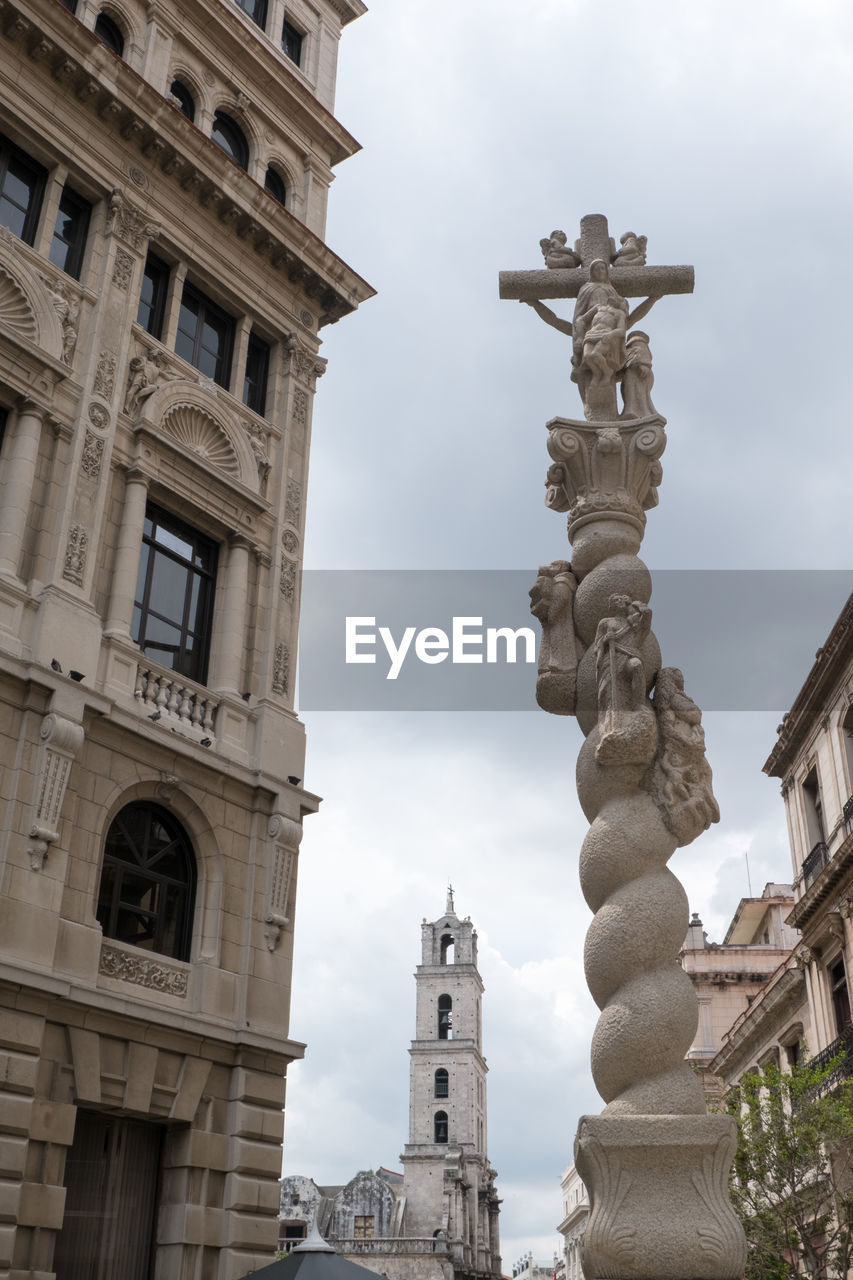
[764,592,853,1068]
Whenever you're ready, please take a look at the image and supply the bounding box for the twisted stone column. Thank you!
[532,411,745,1279]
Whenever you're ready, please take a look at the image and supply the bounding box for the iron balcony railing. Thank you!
[802,841,829,889]
[844,795,853,831]
[805,1025,853,1099]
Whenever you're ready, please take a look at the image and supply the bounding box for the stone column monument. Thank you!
[501,216,746,1280]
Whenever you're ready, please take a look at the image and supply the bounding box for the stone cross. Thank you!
[498,212,694,303]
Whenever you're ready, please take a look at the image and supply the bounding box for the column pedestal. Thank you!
[575,1114,746,1280]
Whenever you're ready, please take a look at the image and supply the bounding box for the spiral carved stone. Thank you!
[532,414,745,1278]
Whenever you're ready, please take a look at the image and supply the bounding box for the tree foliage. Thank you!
[727,1052,853,1280]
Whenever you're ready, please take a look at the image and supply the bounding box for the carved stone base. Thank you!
[574,1114,746,1280]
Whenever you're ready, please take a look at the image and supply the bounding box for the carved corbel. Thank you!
[839,896,853,919]
[264,813,302,950]
[28,713,85,869]
[794,945,815,968]
[826,911,846,944]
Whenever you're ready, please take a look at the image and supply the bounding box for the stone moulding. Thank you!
[99,943,189,996]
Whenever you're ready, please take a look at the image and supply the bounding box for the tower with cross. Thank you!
[501,215,746,1280]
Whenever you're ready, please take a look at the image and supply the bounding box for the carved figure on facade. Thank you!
[620,331,657,419]
[107,187,161,250]
[612,232,648,268]
[41,276,79,365]
[647,667,719,846]
[594,595,657,766]
[247,421,271,485]
[124,348,182,417]
[529,560,578,715]
[284,477,302,527]
[540,230,581,270]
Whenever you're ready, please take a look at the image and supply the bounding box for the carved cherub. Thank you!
[539,229,581,270]
[648,667,719,846]
[612,231,648,268]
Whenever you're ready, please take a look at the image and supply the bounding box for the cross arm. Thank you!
[498,264,694,302]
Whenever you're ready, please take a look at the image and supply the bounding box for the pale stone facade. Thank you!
[765,592,853,1068]
[556,1165,588,1280]
[280,895,501,1280]
[679,884,801,1099]
[0,2,371,1278]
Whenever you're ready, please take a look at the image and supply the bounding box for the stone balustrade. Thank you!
[134,663,219,739]
[337,1239,449,1257]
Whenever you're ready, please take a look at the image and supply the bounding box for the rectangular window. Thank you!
[131,505,218,684]
[354,1216,375,1240]
[175,283,235,388]
[137,252,170,339]
[0,135,46,245]
[49,184,91,279]
[282,18,303,65]
[830,958,851,1037]
[236,0,268,27]
[243,332,270,416]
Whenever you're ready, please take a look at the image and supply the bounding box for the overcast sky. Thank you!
[281,0,853,1267]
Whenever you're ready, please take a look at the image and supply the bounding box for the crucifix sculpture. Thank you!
[502,215,746,1280]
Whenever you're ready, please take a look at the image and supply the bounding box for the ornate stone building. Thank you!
[0,1,371,1278]
[764,591,853,1075]
[280,894,502,1280]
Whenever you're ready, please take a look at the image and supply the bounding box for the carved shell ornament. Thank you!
[0,266,38,341]
[161,403,240,477]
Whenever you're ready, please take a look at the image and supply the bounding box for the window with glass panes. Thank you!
[137,252,169,338]
[243,332,270,416]
[96,802,196,960]
[174,283,234,387]
[282,18,303,65]
[0,136,46,245]
[49,185,91,279]
[131,505,217,683]
[236,0,267,27]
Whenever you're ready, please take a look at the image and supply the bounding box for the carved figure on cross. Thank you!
[499,213,693,423]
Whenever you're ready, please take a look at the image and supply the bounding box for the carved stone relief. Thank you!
[27,713,85,870]
[112,246,134,291]
[272,641,290,696]
[0,266,38,342]
[284,477,302,527]
[124,349,184,417]
[161,403,240,476]
[647,667,719,847]
[87,402,110,431]
[292,387,307,425]
[281,529,299,556]
[63,523,88,586]
[94,351,117,400]
[593,595,657,766]
[41,275,79,365]
[279,561,296,603]
[247,421,270,485]
[529,560,578,715]
[106,187,161,250]
[99,944,188,995]
[264,814,302,950]
[80,430,104,479]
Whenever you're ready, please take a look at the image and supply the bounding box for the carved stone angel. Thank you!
[612,231,648,267]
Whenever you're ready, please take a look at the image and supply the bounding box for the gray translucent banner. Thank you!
[297,570,853,712]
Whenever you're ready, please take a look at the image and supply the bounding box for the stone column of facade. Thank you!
[0,398,45,578]
[501,215,746,1280]
[104,467,149,637]
[210,534,251,696]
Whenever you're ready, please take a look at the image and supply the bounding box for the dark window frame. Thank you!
[169,79,195,122]
[0,134,47,246]
[236,0,268,28]
[137,251,170,339]
[437,993,452,1040]
[434,1111,448,1144]
[94,12,125,55]
[174,281,235,388]
[96,801,197,961]
[211,110,249,171]
[282,17,303,65]
[49,184,91,280]
[131,503,218,684]
[264,166,287,205]
[243,332,270,416]
[434,1068,449,1099]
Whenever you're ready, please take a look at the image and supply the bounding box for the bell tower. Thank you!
[402,889,501,1280]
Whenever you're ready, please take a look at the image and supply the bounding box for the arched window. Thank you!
[434,1111,448,1144]
[437,994,452,1040]
[94,13,125,55]
[211,111,248,170]
[440,932,454,964]
[96,802,196,961]
[264,166,287,205]
[434,1069,449,1099]
[170,79,195,122]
